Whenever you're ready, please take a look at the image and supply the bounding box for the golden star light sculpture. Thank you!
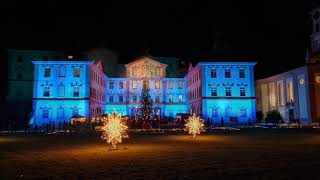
[101,113,128,149]
[185,113,205,138]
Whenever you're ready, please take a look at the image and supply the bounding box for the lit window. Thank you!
[109,96,113,102]
[239,69,245,78]
[178,82,183,89]
[155,67,161,76]
[73,86,79,97]
[44,68,51,77]
[168,95,173,103]
[211,69,217,78]
[133,96,137,103]
[59,66,66,77]
[155,81,160,89]
[132,81,137,89]
[44,86,50,97]
[119,95,123,102]
[225,87,231,96]
[225,69,231,78]
[155,96,160,103]
[287,81,294,101]
[68,55,73,59]
[109,82,114,89]
[169,82,173,89]
[119,82,124,89]
[240,87,245,96]
[74,68,80,77]
[211,87,217,96]
[58,85,65,97]
[178,95,183,102]
[42,109,49,118]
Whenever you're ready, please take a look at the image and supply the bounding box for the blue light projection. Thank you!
[32,61,92,126]
[31,59,257,126]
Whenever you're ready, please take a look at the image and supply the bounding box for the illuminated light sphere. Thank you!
[185,113,205,138]
[100,113,128,149]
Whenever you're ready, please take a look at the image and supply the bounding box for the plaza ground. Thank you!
[1,129,320,179]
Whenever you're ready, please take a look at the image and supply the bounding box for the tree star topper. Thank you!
[185,113,205,138]
[101,113,128,149]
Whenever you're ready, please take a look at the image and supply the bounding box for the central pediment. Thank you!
[125,56,167,78]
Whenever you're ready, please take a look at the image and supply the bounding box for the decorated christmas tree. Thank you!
[139,82,153,122]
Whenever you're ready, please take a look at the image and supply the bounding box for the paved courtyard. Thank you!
[1,129,320,179]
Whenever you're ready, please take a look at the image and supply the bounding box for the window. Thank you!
[240,108,247,117]
[225,69,231,78]
[155,96,160,103]
[178,82,183,89]
[119,95,123,102]
[73,86,79,97]
[169,82,173,89]
[287,81,294,101]
[239,69,245,78]
[109,96,113,102]
[212,108,218,117]
[211,69,217,78]
[44,86,50,97]
[17,73,22,79]
[119,82,124,89]
[168,95,173,103]
[42,109,49,118]
[132,81,137,89]
[132,67,138,77]
[74,68,80,77]
[109,82,114,89]
[143,80,149,89]
[58,85,65,97]
[59,66,66,77]
[155,67,160,76]
[178,95,183,102]
[133,96,137,103]
[17,56,23,63]
[211,87,217,96]
[57,108,64,119]
[155,81,160,89]
[240,87,245,96]
[225,87,231,96]
[72,108,79,116]
[44,68,51,77]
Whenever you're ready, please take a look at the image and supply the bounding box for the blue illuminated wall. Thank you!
[187,62,257,123]
[105,77,187,118]
[31,58,257,125]
[32,61,92,126]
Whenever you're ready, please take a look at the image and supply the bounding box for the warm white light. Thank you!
[185,113,205,138]
[100,113,128,149]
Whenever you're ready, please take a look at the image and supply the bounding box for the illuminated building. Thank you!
[31,55,257,126]
[255,8,320,125]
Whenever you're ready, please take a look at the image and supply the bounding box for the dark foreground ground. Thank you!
[1,129,320,179]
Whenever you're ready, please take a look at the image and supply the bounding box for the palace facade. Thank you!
[31,56,257,126]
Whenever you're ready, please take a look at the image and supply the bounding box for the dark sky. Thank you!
[1,1,319,78]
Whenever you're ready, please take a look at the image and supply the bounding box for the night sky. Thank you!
[2,1,319,78]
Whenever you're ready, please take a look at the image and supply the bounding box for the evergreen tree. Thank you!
[139,83,153,121]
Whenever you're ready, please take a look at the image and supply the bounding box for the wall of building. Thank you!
[197,62,257,122]
[255,66,311,124]
[32,61,92,126]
